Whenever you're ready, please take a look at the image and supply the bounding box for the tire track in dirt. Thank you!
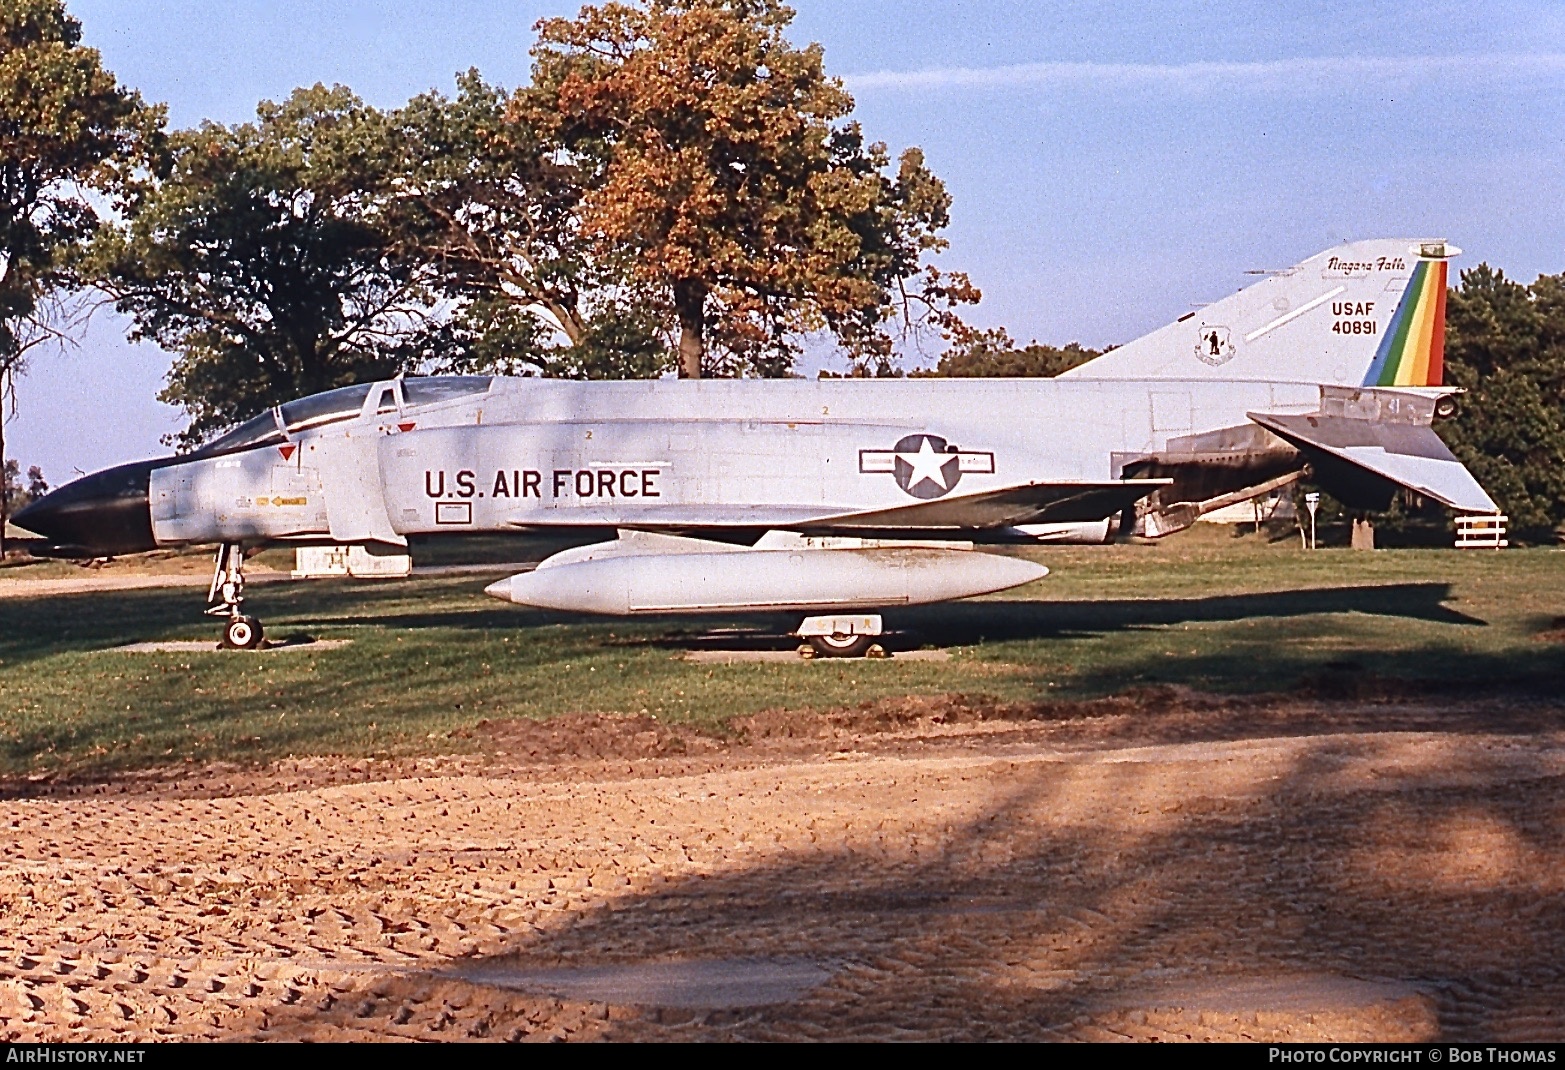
[2,694,1564,1041]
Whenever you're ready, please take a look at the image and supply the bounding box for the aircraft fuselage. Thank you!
[10,238,1498,650]
[134,376,1324,550]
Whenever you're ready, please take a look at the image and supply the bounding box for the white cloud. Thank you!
[843,53,1565,94]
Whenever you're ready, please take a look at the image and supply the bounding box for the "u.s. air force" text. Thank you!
[424,468,661,500]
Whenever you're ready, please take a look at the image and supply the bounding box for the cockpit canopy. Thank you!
[400,377,492,406]
[190,377,492,459]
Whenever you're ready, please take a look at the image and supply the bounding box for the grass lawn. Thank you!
[1,527,1561,781]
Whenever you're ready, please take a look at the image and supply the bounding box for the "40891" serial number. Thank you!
[1332,319,1378,335]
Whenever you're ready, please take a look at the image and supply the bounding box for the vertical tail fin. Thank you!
[1362,258,1447,387]
[1061,239,1459,385]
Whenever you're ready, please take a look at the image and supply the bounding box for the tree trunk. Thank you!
[1351,515,1375,550]
[674,278,706,379]
[548,301,587,348]
[0,396,8,563]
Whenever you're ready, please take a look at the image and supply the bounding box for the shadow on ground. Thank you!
[251,713,1565,1040]
[0,576,1482,662]
[899,582,1486,637]
[459,734,1565,1040]
[295,581,1486,637]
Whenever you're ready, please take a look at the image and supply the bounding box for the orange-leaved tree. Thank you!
[526,0,977,378]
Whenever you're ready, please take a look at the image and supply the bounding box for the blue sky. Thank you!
[10,0,1565,480]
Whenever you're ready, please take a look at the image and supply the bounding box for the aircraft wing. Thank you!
[1248,411,1497,514]
[798,479,1172,533]
[504,503,846,530]
[502,480,1170,535]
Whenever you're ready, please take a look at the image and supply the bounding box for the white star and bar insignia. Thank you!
[859,434,995,500]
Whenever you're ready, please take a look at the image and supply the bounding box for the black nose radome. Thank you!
[12,460,158,557]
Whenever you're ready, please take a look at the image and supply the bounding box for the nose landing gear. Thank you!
[796,613,885,659]
[206,543,264,650]
[805,631,877,658]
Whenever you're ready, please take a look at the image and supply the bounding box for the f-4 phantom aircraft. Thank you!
[17,238,1496,655]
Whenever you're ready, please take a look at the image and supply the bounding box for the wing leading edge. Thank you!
[504,479,1171,536]
[799,479,1171,533]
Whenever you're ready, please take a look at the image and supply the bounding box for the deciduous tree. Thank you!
[527,0,976,378]
[1,457,45,515]
[388,71,669,380]
[1442,264,1565,538]
[0,0,155,555]
[96,85,449,449]
[922,327,1099,378]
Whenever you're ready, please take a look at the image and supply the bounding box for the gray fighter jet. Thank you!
[16,238,1495,654]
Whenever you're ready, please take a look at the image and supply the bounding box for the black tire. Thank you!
[807,632,875,658]
[221,616,264,650]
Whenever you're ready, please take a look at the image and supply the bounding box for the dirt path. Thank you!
[0,561,524,599]
[0,574,217,598]
[2,692,1563,1042]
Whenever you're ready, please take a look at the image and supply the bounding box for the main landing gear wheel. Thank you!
[221,615,265,650]
[807,632,876,659]
[206,542,265,650]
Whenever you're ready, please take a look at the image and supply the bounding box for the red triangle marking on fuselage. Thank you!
[278,444,297,461]
[398,421,416,433]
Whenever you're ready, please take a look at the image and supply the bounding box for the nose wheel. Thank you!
[806,631,876,658]
[796,614,884,659]
[220,614,265,650]
[206,543,265,650]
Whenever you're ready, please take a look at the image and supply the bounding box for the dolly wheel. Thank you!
[220,615,265,650]
[807,632,875,658]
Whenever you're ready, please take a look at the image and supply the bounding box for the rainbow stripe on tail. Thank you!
[1362,258,1448,387]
